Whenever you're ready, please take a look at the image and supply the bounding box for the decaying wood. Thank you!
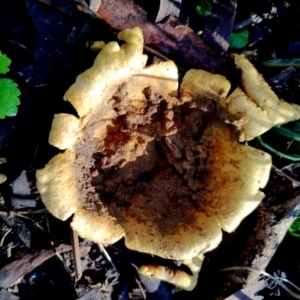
[214,175,300,299]
[98,0,233,75]
[245,196,300,284]
[0,244,90,288]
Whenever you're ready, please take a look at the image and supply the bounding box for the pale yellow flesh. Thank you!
[233,54,300,129]
[36,28,275,291]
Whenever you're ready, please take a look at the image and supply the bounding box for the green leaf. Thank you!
[178,72,184,81]
[288,217,300,238]
[229,29,249,49]
[0,51,11,74]
[256,135,300,161]
[0,78,21,118]
[292,121,300,134]
[272,126,300,142]
[196,0,212,17]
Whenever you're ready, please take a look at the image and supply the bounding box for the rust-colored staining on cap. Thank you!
[36,28,273,291]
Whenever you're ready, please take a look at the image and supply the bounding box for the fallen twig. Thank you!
[219,266,300,299]
[0,228,12,247]
[98,243,116,270]
[143,45,186,73]
[135,277,147,299]
[70,228,82,281]
[0,208,48,217]
[272,165,300,186]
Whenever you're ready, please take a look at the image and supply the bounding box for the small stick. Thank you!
[143,45,186,73]
[272,165,300,186]
[0,228,12,247]
[70,227,82,281]
[54,250,64,263]
[285,139,294,151]
[0,208,48,217]
[45,213,54,247]
[219,266,300,299]
[135,278,147,299]
[143,45,172,62]
[98,243,116,270]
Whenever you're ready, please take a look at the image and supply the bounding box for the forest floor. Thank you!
[1,0,300,299]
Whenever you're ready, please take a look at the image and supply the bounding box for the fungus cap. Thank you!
[219,87,273,142]
[220,54,300,141]
[36,27,272,291]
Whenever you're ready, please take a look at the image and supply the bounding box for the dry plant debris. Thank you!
[0,244,90,289]
[35,27,298,291]
[97,0,230,75]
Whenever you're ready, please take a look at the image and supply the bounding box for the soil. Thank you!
[1,0,300,299]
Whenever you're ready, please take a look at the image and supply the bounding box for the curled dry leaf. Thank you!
[36,27,272,290]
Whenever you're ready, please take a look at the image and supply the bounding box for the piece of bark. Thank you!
[98,0,232,75]
[203,0,237,53]
[11,170,36,210]
[0,244,90,288]
[214,178,300,299]
[244,198,300,285]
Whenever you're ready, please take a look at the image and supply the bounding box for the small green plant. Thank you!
[196,0,212,17]
[288,216,300,238]
[229,28,249,49]
[0,51,21,119]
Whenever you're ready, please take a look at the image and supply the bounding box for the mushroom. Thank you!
[36,27,272,291]
[219,54,300,142]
